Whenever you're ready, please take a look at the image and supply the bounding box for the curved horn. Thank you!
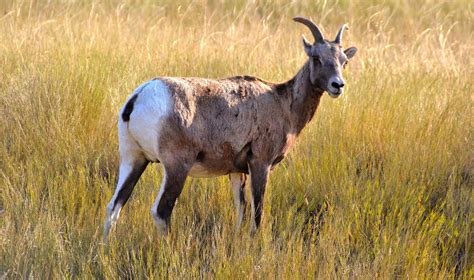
[334,24,348,44]
[293,16,325,44]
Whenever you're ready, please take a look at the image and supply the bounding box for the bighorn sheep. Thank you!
[103,17,357,239]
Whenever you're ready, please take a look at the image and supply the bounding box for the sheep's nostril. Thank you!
[331,82,343,89]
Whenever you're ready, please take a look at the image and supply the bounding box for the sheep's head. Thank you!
[293,17,357,98]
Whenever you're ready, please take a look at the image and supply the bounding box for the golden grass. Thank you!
[1,0,472,278]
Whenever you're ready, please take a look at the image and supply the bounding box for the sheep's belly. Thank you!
[188,163,228,178]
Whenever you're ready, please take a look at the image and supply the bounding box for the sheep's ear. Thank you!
[302,35,313,56]
[344,47,357,59]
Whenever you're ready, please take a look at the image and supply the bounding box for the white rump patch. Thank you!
[123,79,172,162]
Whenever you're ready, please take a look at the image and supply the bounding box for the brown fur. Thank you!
[146,61,329,233]
[156,62,322,177]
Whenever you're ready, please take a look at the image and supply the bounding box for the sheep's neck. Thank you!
[276,62,324,135]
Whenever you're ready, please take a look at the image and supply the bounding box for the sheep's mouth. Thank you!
[327,89,342,98]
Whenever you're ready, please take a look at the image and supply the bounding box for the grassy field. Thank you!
[1,0,472,278]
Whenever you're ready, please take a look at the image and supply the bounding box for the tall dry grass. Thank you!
[1,0,472,278]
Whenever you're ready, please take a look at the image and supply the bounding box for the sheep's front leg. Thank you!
[248,161,270,234]
[230,173,247,230]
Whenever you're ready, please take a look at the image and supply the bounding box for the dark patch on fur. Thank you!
[122,94,138,122]
[240,189,246,206]
[274,78,294,95]
[113,160,149,208]
[249,164,269,229]
[272,155,284,167]
[242,75,257,81]
[238,175,247,215]
[229,75,257,82]
[228,75,273,85]
[234,142,252,173]
[155,169,188,227]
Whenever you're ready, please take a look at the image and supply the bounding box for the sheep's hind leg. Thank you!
[151,163,190,235]
[230,173,247,230]
[103,158,149,241]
